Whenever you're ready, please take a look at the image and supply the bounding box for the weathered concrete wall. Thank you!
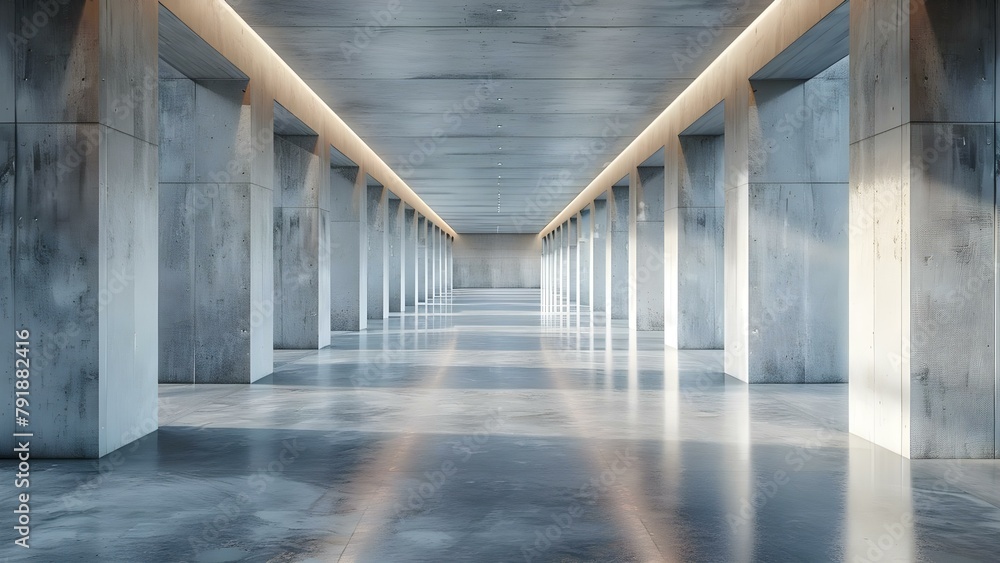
[453,234,542,288]
[388,199,403,313]
[579,208,592,308]
[273,133,330,349]
[850,0,997,459]
[404,208,417,307]
[592,200,608,313]
[726,57,849,384]
[330,166,366,330]
[634,166,666,331]
[2,1,159,458]
[367,185,388,320]
[668,135,725,349]
[159,73,275,383]
[417,216,428,302]
[610,185,630,320]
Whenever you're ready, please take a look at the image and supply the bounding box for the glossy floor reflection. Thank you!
[2,289,999,562]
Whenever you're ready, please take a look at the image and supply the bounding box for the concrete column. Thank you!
[633,166,666,331]
[541,237,548,310]
[610,185,630,320]
[568,217,578,313]
[1,1,158,457]
[330,165,366,330]
[850,0,997,459]
[159,77,274,382]
[405,208,417,309]
[593,200,608,314]
[367,184,388,320]
[388,198,403,313]
[724,58,849,384]
[544,234,551,311]
[579,208,592,310]
[273,133,330,349]
[418,216,428,303]
[667,135,724,349]
[561,222,571,313]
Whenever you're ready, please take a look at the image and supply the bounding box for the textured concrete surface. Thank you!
[273,133,330,349]
[404,208,418,308]
[668,135,725,350]
[1,1,159,458]
[159,74,275,384]
[592,200,608,314]
[610,186,629,320]
[388,199,404,313]
[2,290,999,559]
[727,57,849,384]
[367,185,389,320]
[454,234,541,288]
[633,166,665,331]
[330,166,367,331]
[579,208,592,309]
[417,216,427,303]
[850,0,998,459]
[850,1,1000,458]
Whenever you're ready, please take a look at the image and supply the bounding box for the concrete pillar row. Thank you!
[723,57,849,384]
[632,166,666,331]
[1,1,160,457]
[850,0,998,459]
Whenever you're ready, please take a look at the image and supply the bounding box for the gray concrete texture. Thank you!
[367,185,388,320]
[453,234,541,288]
[273,133,330,349]
[2,0,159,457]
[668,134,724,349]
[388,199,404,313]
[330,165,366,330]
[634,166,665,331]
[850,0,998,459]
[610,185,630,320]
[159,72,274,384]
[592,200,608,313]
[728,57,849,384]
[404,208,417,307]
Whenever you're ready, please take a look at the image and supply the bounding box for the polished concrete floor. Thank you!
[2,289,1000,562]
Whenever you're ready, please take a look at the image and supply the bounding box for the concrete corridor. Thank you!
[2,290,998,562]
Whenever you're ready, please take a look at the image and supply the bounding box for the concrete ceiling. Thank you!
[225,0,775,233]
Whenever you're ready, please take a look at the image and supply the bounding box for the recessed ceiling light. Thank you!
[497,124,502,128]
[497,162,502,166]
[497,98,503,101]
[497,9,503,12]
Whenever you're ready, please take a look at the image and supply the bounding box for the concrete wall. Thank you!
[453,234,542,288]
[634,166,666,330]
[273,133,329,349]
[2,1,160,458]
[330,166,366,330]
[850,0,998,459]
